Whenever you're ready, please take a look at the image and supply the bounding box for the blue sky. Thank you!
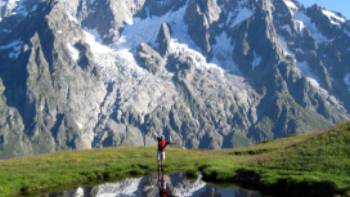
[299,0,350,19]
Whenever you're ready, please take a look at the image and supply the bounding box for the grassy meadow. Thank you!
[0,122,349,196]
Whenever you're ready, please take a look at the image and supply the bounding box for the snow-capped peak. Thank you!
[321,9,346,26]
[283,0,299,15]
[293,11,329,43]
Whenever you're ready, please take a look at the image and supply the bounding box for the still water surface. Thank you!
[44,173,262,197]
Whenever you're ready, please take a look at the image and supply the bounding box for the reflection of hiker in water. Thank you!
[157,168,178,197]
[156,133,172,171]
[158,171,169,197]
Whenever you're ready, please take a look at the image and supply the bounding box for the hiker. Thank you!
[156,133,171,171]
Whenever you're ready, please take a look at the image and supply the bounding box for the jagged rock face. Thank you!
[156,22,171,56]
[185,0,221,54]
[137,42,165,74]
[0,0,349,158]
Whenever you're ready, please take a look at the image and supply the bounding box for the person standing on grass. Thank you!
[156,134,172,171]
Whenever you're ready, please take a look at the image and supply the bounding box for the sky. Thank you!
[299,0,350,19]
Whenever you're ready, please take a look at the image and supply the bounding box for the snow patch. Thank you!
[83,29,178,117]
[252,52,262,70]
[344,74,350,92]
[116,2,229,75]
[75,121,83,130]
[115,2,197,51]
[168,39,225,76]
[306,77,344,108]
[67,12,78,23]
[7,0,19,12]
[295,61,345,111]
[84,29,111,54]
[66,43,79,62]
[0,0,29,21]
[293,19,305,32]
[82,3,253,118]
[116,16,161,50]
[114,2,239,75]
[345,30,350,38]
[298,61,318,79]
[283,0,298,15]
[11,0,28,17]
[294,12,329,43]
[344,74,350,85]
[0,40,22,49]
[0,40,22,59]
[277,34,295,58]
[83,29,146,81]
[0,0,16,19]
[281,24,292,35]
[321,9,346,26]
[226,7,253,28]
[211,32,240,74]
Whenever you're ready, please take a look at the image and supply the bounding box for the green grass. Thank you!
[1,122,350,196]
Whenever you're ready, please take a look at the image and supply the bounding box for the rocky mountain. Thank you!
[0,0,349,158]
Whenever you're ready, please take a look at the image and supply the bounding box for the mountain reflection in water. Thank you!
[44,173,261,197]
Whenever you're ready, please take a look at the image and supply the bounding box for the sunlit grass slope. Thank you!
[0,122,349,197]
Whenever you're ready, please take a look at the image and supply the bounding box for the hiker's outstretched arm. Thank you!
[166,140,176,147]
[152,132,160,140]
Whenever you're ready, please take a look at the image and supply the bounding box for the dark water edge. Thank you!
[17,168,343,197]
[203,169,342,197]
[38,173,263,197]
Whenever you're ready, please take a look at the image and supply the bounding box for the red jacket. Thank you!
[158,138,169,152]
[160,189,169,197]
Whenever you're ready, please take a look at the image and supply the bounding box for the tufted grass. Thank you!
[0,122,349,196]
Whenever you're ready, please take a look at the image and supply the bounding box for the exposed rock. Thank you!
[0,0,349,158]
[156,22,171,56]
[185,0,221,54]
[137,42,165,74]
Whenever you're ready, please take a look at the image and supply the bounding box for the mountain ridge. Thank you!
[0,0,349,158]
